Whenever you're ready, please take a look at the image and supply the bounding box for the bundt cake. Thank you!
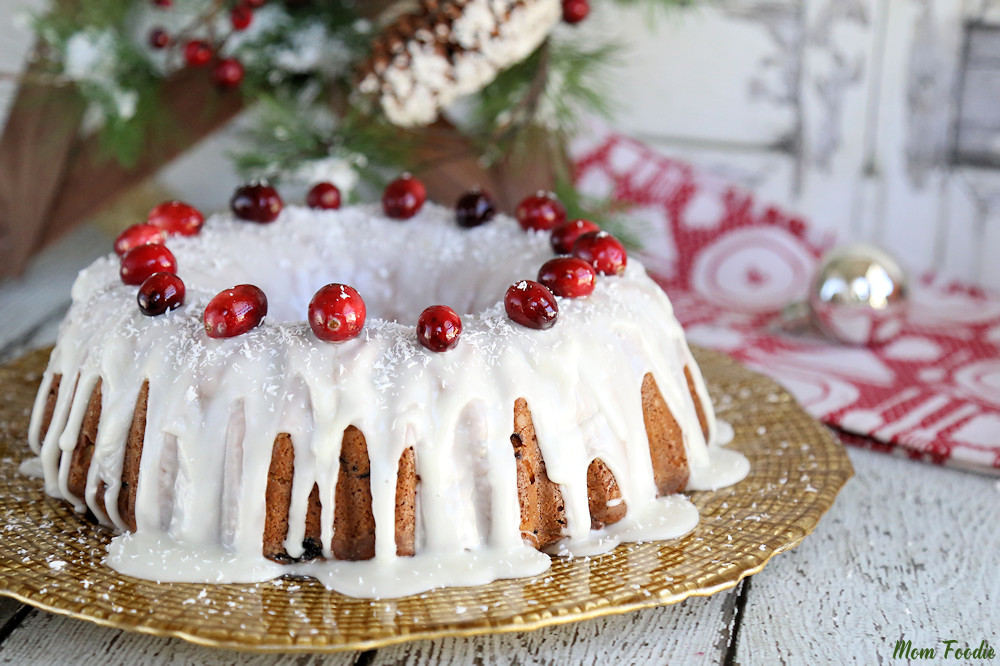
[25,180,748,597]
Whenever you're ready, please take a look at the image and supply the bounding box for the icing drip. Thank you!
[26,202,749,598]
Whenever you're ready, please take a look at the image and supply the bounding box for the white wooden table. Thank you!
[0,226,996,664]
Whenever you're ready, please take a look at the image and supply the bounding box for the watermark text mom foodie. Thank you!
[893,639,995,660]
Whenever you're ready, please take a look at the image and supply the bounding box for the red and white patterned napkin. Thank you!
[573,132,1000,475]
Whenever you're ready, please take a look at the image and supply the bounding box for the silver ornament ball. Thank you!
[807,243,909,346]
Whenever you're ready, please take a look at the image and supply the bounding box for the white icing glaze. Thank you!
[27,202,749,598]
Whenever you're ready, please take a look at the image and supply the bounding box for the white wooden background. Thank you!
[1,1,998,663]
[595,0,1000,290]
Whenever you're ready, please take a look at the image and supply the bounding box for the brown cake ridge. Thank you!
[43,366,710,560]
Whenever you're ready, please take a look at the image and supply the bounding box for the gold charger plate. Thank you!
[0,346,852,652]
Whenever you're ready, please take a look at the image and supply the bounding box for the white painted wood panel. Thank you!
[734,447,1000,663]
[956,25,1000,166]
[939,170,987,284]
[0,597,25,627]
[0,609,363,665]
[641,138,797,201]
[0,312,62,363]
[872,0,965,276]
[368,591,739,665]
[599,3,799,148]
[797,0,880,239]
[599,0,1000,290]
[0,223,109,353]
[0,590,738,664]
[941,167,1000,286]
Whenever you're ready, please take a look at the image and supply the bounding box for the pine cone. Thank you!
[358,0,562,127]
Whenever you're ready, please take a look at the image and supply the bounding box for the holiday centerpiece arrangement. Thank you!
[0,0,684,275]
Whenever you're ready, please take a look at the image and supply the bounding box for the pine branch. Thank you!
[231,93,410,188]
[473,37,620,167]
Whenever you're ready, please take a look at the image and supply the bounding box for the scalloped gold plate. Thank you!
[0,346,851,652]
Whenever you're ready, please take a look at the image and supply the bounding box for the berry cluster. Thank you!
[116,175,627,357]
[115,200,202,316]
[380,178,626,339]
[501,190,627,330]
[115,179,340,333]
[146,0,272,90]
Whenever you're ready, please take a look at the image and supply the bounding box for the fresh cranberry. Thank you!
[147,201,204,236]
[382,174,426,220]
[308,284,366,342]
[204,284,267,338]
[551,218,600,254]
[230,4,254,30]
[572,231,627,276]
[213,57,244,89]
[416,305,462,352]
[562,0,590,24]
[148,28,170,49]
[183,40,213,67]
[306,182,342,210]
[504,280,559,330]
[114,223,167,256]
[515,191,566,232]
[120,244,177,286]
[537,257,596,298]
[230,183,283,223]
[455,189,496,228]
[137,272,185,316]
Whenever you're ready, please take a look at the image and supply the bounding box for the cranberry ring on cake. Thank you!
[25,177,748,598]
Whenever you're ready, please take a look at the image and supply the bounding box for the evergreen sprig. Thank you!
[232,94,411,192]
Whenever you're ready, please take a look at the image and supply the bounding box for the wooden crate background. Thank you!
[2,0,999,288]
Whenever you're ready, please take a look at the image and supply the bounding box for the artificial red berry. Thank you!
[148,28,170,49]
[382,174,426,220]
[515,191,566,232]
[152,0,172,7]
[204,284,267,338]
[137,272,185,316]
[230,183,283,223]
[230,4,254,30]
[504,280,559,330]
[244,0,267,6]
[147,201,204,236]
[551,218,600,254]
[213,57,244,89]
[308,284,366,342]
[183,40,213,67]
[120,244,177,286]
[572,231,628,275]
[416,305,462,352]
[455,189,496,228]
[562,0,590,24]
[306,182,342,210]
[114,223,167,256]
[537,257,596,298]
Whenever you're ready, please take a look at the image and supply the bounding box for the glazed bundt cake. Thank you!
[26,179,748,597]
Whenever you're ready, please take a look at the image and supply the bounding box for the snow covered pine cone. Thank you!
[358,0,562,127]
